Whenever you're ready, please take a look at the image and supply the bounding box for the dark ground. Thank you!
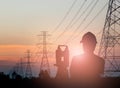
[0,72,120,88]
[1,77,120,88]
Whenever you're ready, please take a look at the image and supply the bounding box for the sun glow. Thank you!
[70,45,83,57]
[71,49,81,56]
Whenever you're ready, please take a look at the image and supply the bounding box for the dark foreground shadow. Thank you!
[0,76,120,88]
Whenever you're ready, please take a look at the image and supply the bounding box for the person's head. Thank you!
[80,32,97,55]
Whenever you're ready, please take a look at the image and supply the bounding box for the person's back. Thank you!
[70,32,105,87]
[70,54,104,82]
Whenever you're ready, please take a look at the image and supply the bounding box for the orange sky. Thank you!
[0,45,35,61]
[0,0,111,76]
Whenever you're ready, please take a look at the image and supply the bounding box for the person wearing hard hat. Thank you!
[70,32,105,87]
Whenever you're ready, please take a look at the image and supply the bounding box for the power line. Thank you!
[70,0,95,28]
[53,0,87,43]
[68,2,107,43]
[64,0,87,30]
[51,0,78,34]
[65,0,100,44]
[66,2,107,44]
[74,0,99,31]
[54,0,96,44]
[51,0,107,49]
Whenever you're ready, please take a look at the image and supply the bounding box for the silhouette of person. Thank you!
[70,32,105,86]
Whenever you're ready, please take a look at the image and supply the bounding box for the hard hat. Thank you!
[80,32,97,44]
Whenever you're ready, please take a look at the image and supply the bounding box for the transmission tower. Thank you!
[9,63,19,79]
[25,50,32,78]
[99,0,120,76]
[38,31,51,77]
[19,57,24,77]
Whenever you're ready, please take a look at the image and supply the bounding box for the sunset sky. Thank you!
[0,0,109,76]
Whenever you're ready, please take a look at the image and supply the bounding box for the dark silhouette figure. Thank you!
[70,32,105,87]
[55,45,69,80]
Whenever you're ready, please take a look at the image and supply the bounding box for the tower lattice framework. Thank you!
[99,0,120,76]
[39,31,50,76]
[25,50,32,78]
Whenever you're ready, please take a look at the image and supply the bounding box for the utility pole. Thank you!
[25,50,32,78]
[38,31,51,78]
[99,0,120,76]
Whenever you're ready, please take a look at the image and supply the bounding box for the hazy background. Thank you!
[0,0,109,77]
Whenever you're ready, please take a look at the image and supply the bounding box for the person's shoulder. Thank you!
[94,54,105,63]
[94,54,102,59]
[73,54,84,59]
[72,54,84,62]
[71,55,83,65]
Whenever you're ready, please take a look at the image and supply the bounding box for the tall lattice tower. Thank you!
[25,50,32,78]
[18,58,24,77]
[38,31,50,77]
[99,0,120,76]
